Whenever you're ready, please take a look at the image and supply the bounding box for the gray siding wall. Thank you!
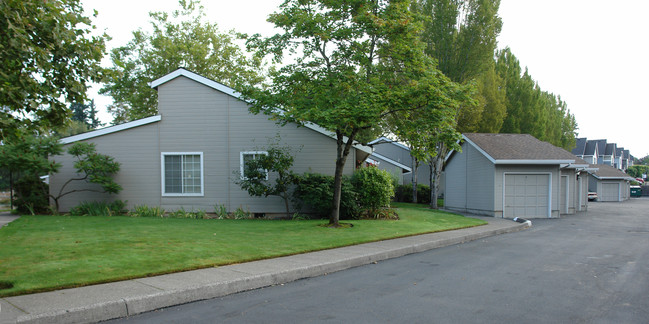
[372,142,432,188]
[52,76,358,213]
[444,142,495,216]
[49,122,161,212]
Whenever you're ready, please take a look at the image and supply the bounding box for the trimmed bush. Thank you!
[13,174,50,214]
[393,184,431,204]
[293,173,359,220]
[69,200,127,216]
[351,167,394,211]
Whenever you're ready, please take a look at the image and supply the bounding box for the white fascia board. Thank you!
[149,69,240,98]
[461,135,497,164]
[60,115,162,144]
[561,163,590,169]
[302,122,373,154]
[495,159,575,165]
[368,136,411,151]
[370,152,412,172]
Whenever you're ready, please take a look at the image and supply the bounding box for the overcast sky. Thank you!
[83,0,649,158]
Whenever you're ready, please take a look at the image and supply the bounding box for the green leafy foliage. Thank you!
[293,173,359,220]
[69,100,104,130]
[50,143,122,212]
[100,0,264,123]
[351,167,394,212]
[235,141,298,218]
[129,205,166,218]
[0,0,107,137]
[495,48,577,150]
[241,0,458,226]
[69,200,127,216]
[13,174,50,215]
[627,165,649,178]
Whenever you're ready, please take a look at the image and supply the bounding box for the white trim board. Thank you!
[60,115,162,144]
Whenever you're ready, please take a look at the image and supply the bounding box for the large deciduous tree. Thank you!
[100,0,265,124]
[0,0,106,138]
[241,0,458,226]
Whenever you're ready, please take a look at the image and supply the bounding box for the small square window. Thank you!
[240,151,268,180]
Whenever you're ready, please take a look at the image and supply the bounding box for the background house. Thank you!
[444,133,589,218]
[49,69,371,213]
[573,137,633,171]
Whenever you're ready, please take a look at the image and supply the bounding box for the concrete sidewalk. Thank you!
[0,217,529,324]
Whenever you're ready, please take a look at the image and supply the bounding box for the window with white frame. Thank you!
[162,153,203,196]
[240,151,268,180]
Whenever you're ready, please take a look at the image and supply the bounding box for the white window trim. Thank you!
[240,151,269,180]
[161,152,204,197]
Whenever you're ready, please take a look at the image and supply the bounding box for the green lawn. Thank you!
[0,204,485,297]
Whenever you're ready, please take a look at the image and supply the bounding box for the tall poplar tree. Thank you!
[413,0,502,208]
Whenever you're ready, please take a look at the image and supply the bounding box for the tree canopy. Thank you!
[0,0,106,138]
[100,0,265,124]
[241,0,460,225]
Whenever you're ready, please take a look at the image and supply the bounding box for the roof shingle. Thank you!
[464,133,585,163]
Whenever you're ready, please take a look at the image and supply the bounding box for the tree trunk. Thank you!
[411,154,418,203]
[9,171,13,211]
[329,130,357,227]
[430,144,448,209]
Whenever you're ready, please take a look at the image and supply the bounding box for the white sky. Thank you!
[83,0,649,158]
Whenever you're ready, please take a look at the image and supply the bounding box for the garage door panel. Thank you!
[504,174,550,218]
[601,183,619,201]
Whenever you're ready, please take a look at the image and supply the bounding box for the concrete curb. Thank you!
[2,221,529,324]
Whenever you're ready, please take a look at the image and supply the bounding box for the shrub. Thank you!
[393,184,431,204]
[69,200,127,216]
[351,167,394,212]
[416,184,431,204]
[394,184,413,203]
[13,174,50,214]
[130,205,165,218]
[293,173,359,220]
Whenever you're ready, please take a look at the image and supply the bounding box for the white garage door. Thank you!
[504,174,550,218]
[601,183,620,201]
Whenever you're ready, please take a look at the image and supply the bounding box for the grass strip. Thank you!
[0,203,485,297]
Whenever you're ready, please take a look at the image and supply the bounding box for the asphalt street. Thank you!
[109,199,649,324]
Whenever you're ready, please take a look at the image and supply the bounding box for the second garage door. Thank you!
[504,174,550,218]
[600,183,620,201]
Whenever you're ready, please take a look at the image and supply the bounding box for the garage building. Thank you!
[444,133,589,218]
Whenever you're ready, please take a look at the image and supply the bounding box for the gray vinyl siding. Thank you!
[372,142,432,187]
[51,75,359,213]
[444,142,495,216]
[49,122,161,212]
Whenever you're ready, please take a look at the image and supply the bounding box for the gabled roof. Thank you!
[605,143,617,156]
[368,136,411,151]
[588,164,634,181]
[592,139,607,157]
[571,137,587,156]
[149,68,372,154]
[584,140,599,156]
[616,147,624,159]
[457,133,582,165]
[60,115,162,144]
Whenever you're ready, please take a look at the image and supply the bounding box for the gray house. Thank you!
[49,68,371,213]
[444,133,590,218]
[588,164,633,202]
